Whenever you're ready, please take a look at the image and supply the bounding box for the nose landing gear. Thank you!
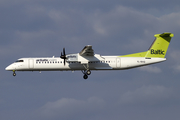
[13,70,16,76]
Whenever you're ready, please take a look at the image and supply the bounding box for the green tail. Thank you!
[120,33,174,58]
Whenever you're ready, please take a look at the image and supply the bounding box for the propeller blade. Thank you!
[60,48,67,66]
[63,48,65,56]
[64,59,66,65]
[60,52,62,58]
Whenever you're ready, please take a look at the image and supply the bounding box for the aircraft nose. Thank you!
[5,66,11,71]
[5,65,14,71]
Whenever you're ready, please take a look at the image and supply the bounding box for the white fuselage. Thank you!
[5,33,173,79]
[5,54,166,71]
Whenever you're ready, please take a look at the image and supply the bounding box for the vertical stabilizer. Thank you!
[145,33,174,58]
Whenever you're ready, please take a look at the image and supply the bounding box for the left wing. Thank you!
[79,45,94,56]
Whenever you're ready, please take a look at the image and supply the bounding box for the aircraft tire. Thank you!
[83,74,88,79]
[13,73,16,76]
[86,70,91,75]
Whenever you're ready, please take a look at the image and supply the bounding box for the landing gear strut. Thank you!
[82,64,91,79]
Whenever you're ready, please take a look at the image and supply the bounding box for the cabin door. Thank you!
[29,59,34,69]
[116,58,121,68]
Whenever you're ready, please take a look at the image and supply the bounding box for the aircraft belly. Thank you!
[33,64,69,71]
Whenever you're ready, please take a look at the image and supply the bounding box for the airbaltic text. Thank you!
[36,59,57,62]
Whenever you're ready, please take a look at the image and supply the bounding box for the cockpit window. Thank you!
[15,60,24,62]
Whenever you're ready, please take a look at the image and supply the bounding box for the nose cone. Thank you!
[5,65,14,71]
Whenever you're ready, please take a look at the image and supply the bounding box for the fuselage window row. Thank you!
[36,61,63,64]
[35,61,113,64]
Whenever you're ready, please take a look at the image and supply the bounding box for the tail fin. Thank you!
[120,33,174,58]
[145,33,174,58]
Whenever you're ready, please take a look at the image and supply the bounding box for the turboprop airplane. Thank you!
[5,33,174,79]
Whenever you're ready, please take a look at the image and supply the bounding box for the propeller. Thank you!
[60,48,67,65]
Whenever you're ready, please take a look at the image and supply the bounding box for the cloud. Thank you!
[169,50,180,72]
[90,6,157,36]
[138,66,162,73]
[2,5,180,57]
[87,6,180,53]
[0,99,3,104]
[119,85,173,106]
[170,50,180,60]
[2,1,180,120]
[36,97,105,120]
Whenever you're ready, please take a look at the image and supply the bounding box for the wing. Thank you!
[79,45,94,56]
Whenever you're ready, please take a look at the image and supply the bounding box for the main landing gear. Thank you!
[82,70,91,79]
[82,64,91,79]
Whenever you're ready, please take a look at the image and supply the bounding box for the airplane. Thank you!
[5,32,174,79]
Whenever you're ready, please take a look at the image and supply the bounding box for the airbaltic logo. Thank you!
[151,49,165,55]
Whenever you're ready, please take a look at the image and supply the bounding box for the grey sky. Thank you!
[1,0,180,120]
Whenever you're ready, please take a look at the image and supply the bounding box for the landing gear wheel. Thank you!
[13,72,16,76]
[86,70,91,75]
[83,74,88,79]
